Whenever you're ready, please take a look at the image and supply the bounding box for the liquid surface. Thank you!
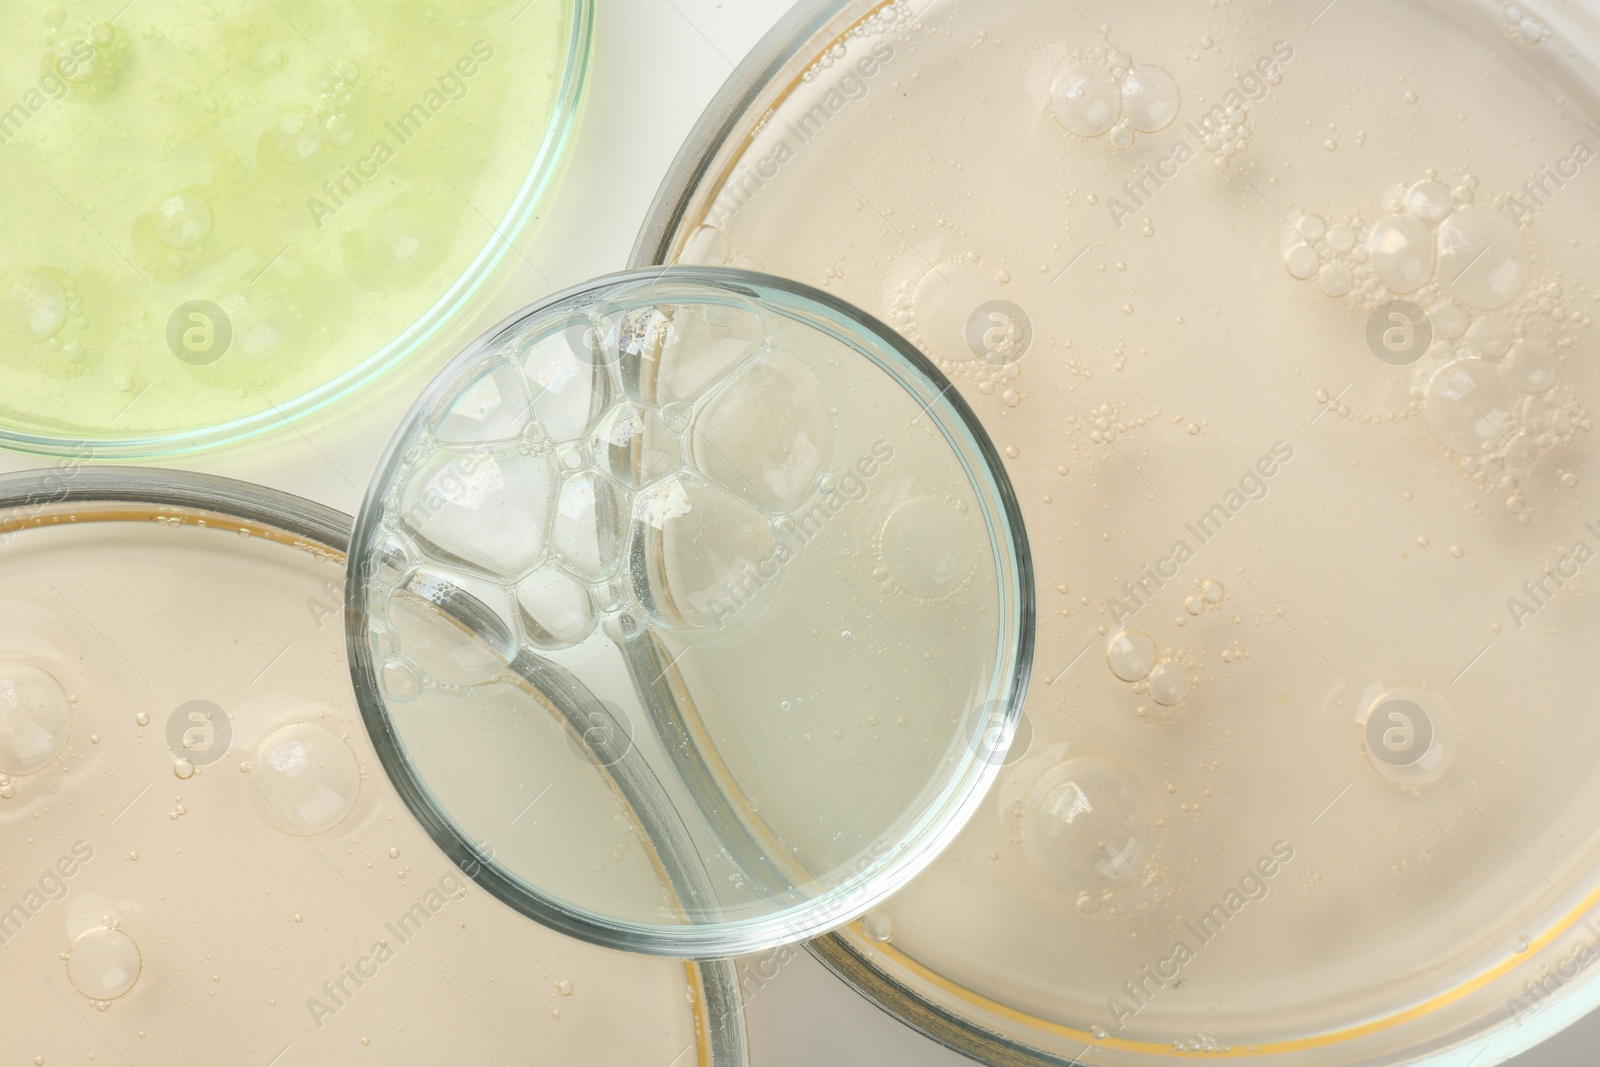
[0,501,709,1064]
[660,0,1600,1061]
[0,0,576,451]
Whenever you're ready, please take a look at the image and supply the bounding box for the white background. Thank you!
[3,0,1595,1063]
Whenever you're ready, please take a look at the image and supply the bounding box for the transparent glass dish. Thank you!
[634,0,1600,1064]
[345,266,1033,958]
[0,465,746,1065]
[0,0,592,458]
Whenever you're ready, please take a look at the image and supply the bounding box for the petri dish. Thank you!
[0,467,745,1066]
[346,266,1032,958]
[0,0,592,458]
[636,0,1600,1064]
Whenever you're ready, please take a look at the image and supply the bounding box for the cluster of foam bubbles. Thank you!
[1284,171,1589,516]
[801,0,914,82]
[262,61,362,167]
[367,300,838,699]
[1497,2,1553,43]
[1050,51,1181,150]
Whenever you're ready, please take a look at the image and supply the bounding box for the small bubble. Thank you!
[1450,545,1464,558]
[556,980,575,996]
[388,848,400,859]
[1202,579,1224,603]
[1515,937,1529,953]
[1092,1025,1109,1040]
[135,712,150,727]
[1148,660,1191,706]
[1106,631,1157,682]
[1076,891,1101,914]
[863,910,894,942]
[173,759,195,780]
[840,630,853,642]
[1184,595,1204,615]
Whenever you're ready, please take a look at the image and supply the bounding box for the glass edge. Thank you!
[627,0,858,271]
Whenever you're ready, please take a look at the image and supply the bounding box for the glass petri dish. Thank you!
[636,1,1600,1064]
[0,467,745,1066]
[0,0,592,458]
[346,266,1032,958]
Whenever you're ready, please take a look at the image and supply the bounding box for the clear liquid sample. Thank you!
[0,0,577,450]
[353,272,1028,954]
[658,0,1600,1060]
[0,496,711,1064]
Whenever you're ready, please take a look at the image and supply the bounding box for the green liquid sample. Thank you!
[0,0,576,451]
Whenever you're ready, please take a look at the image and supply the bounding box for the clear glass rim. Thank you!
[345,264,1035,959]
[0,462,750,1067]
[0,0,596,461]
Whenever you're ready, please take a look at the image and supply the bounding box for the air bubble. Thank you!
[879,497,978,598]
[379,660,421,704]
[690,353,832,512]
[1406,180,1455,223]
[152,192,213,249]
[433,363,533,445]
[67,926,141,1001]
[1430,301,1470,340]
[247,722,361,835]
[1022,759,1151,891]
[862,910,894,942]
[517,567,597,650]
[591,404,679,489]
[1436,208,1529,310]
[1283,244,1319,281]
[0,269,68,343]
[264,105,325,164]
[1425,357,1517,455]
[1369,215,1436,293]
[1318,263,1352,297]
[400,449,554,576]
[1463,317,1514,359]
[637,475,777,629]
[1106,631,1157,682]
[1202,579,1224,603]
[1148,660,1191,706]
[1052,62,1122,136]
[552,471,624,580]
[654,302,764,404]
[1120,65,1180,132]
[1505,339,1556,394]
[0,663,72,775]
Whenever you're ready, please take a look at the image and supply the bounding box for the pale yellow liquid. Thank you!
[0,0,572,449]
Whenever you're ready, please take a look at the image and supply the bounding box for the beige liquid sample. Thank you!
[0,495,712,1064]
[656,0,1600,1061]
